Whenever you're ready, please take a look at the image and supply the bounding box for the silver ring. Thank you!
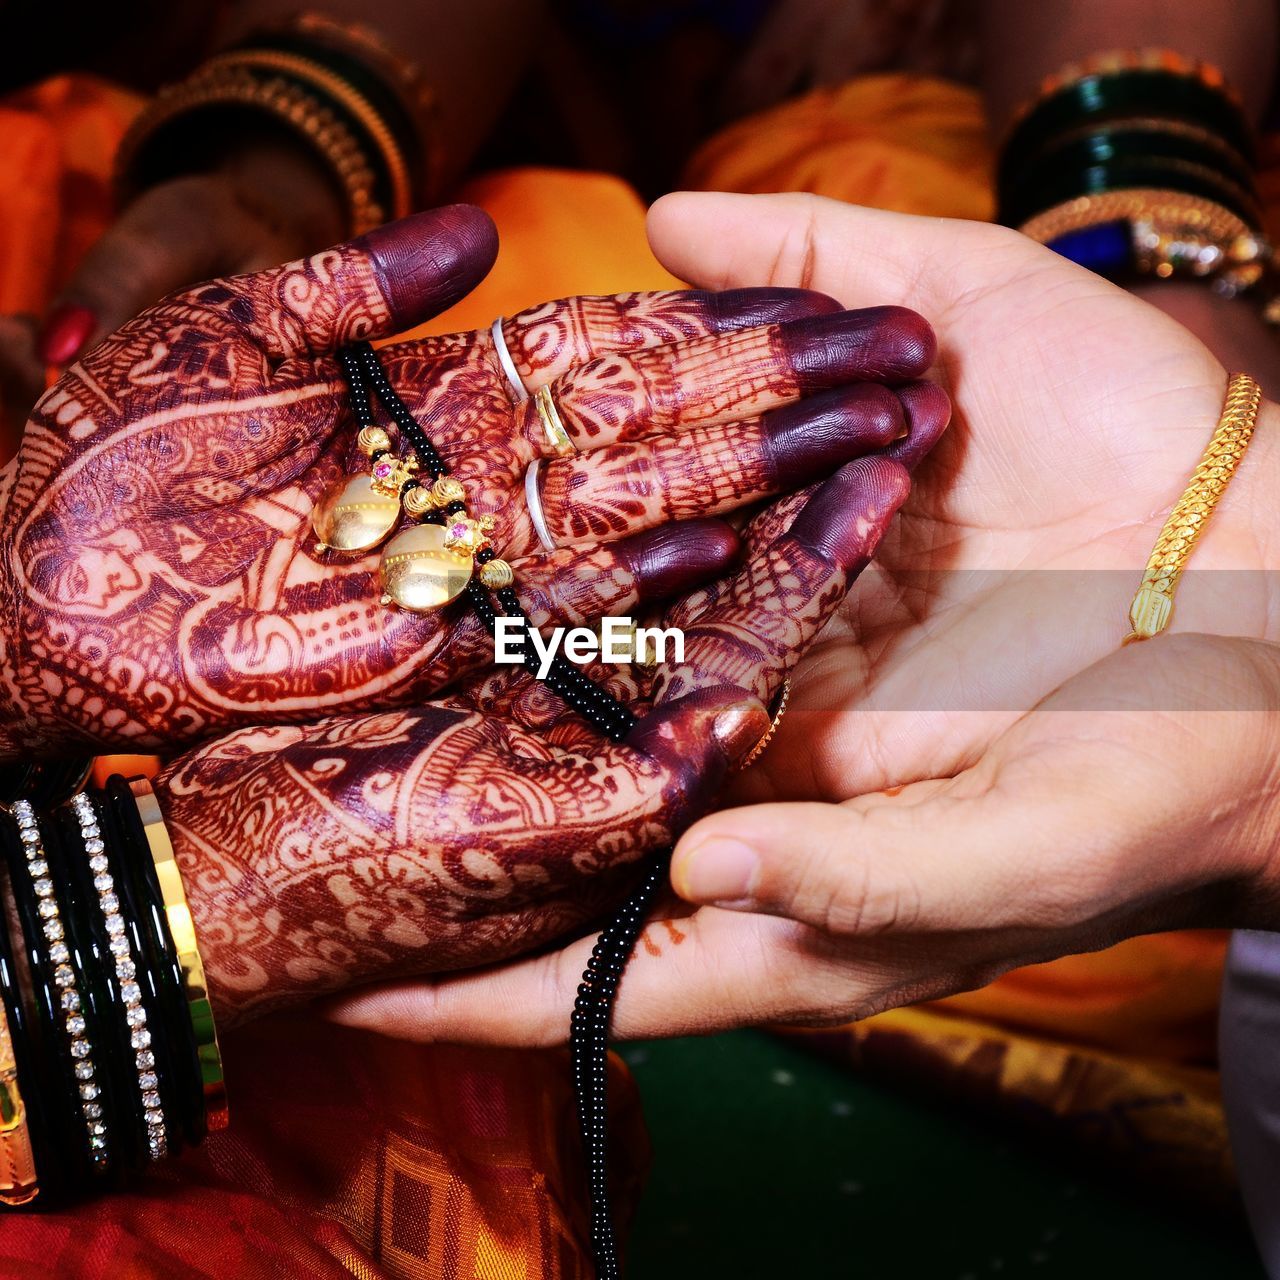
[524,459,558,553]
[491,316,529,403]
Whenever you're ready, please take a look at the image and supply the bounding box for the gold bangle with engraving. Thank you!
[203,49,412,220]
[115,66,384,234]
[1125,372,1262,642]
[128,778,228,1133]
[0,996,38,1206]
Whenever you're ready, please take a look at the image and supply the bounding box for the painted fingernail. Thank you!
[360,205,498,328]
[678,837,760,904]
[763,384,905,487]
[705,286,842,330]
[789,456,911,572]
[713,701,771,767]
[782,305,937,390]
[887,380,952,472]
[624,519,741,599]
[37,303,97,365]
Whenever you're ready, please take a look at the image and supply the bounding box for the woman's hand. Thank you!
[0,201,938,756]
[150,451,942,1027]
[322,193,1280,1044]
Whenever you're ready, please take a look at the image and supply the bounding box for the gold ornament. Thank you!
[431,475,466,507]
[401,486,435,517]
[442,513,497,555]
[311,472,402,553]
[478,558,514,589]
[368,452,418,497]
[356,424,392,456]
[379,523,474,610]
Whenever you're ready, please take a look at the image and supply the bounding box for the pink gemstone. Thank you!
[374,462,392,478]
[450,522,468,538]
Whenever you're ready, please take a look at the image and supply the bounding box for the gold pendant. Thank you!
[311,473,403,554]
[379,523,475,611]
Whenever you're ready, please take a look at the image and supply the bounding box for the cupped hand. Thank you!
[151,452,933,1026]
[0,199,938,756]
[321,193,1280,1046]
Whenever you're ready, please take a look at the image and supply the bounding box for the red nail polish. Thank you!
[37,304,97,365]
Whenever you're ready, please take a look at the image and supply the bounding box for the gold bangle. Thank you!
[203,49,413,220]
[736,680,791,772]
[265,12,442,199]
[115,66,385,234]
[0,997,38,1206]
[1125,372,1263,642]
[127,778,229,1133]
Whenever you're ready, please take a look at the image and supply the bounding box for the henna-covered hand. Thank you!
[0,206,935,758]
[153,392,950,1027]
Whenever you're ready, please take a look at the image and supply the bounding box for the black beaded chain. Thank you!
[342,342,654,1278]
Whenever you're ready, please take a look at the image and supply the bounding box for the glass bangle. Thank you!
[1002,69,1256,176]
[97,784,192,1152]
[1000,156,1260,230]
[40,807,123,1180]
[1,812,94,1188]
[123,778,226,1135]
[999,126,1258,216]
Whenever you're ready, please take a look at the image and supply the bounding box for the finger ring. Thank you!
[736,679,791,771]
[524,458,558,553]
[491,316,529,402]
[534,384,575,456]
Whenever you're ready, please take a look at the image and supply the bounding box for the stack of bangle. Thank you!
[1000,47,1278,321]
[0,777,224,1204]
[115,16,437,235]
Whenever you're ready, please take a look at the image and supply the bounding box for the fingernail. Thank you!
[37,303,97,365]
[763,384,904,488]
[624,520,741,599]
[705,286,842,330]
[712,702,770,767]
[782,305,936,390]
[678,837,760,904]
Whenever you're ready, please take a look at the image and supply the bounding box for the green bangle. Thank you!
[1000,154,1261,230]
[1002,68,1255,182]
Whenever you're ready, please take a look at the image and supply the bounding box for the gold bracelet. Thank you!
[1020,189,1271,294]
[265,12,442,199]
[128,778,228,1133]
[0,998,38,1206]
[203,49,413,220]
[1125,372,1263,642]
[115,65,385,234]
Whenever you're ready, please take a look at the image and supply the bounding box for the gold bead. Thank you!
[357,425,392,456]
[431,476,466,507]
[401,486,435,517]
[478,559,514,589]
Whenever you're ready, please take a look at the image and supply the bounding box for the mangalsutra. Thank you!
[310,348,514,611]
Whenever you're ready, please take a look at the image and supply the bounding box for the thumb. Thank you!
[207,204,498,359]
[670,777,1082,936]
[626,687,773,825]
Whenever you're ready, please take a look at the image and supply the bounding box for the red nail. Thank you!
[37,304,97,365]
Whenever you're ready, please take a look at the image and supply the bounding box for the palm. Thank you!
[685,200,1255,801]
[2,207,920,756]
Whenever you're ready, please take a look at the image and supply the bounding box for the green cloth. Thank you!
[625,1031,1264,1277]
